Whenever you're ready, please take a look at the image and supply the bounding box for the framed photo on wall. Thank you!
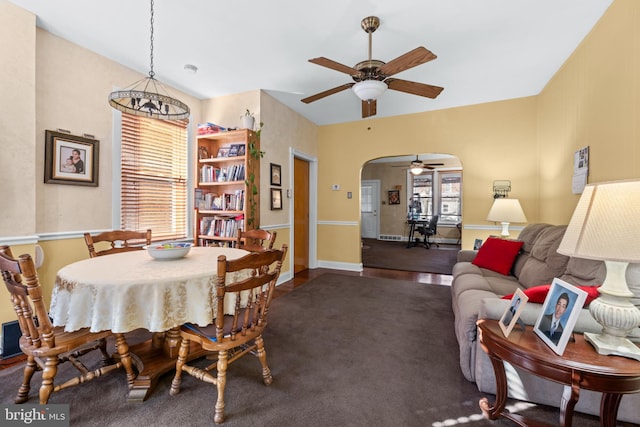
[270,188,283,210]
[533,278,588,355]
[44,130,99,187]
[388,190,400,205]
[270,163,282,186]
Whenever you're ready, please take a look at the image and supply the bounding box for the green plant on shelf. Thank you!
[245,135,265,227]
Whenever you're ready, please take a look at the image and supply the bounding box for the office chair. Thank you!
[416,215,439,249]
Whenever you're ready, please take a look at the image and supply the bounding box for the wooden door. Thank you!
[294,157,310,273]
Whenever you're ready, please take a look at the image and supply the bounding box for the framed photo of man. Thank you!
[44,130,99,186]
[533,278,588,355]
[499,288,528,337]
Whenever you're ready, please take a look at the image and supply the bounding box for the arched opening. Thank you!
[360,153,463,271]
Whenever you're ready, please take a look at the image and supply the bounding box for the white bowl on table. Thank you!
[144,242,193,260]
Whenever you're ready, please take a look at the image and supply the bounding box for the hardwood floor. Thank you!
[0,267,451,370]
[273,267,452,298]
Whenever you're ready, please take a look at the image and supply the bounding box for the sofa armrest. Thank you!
[457,250,478,263]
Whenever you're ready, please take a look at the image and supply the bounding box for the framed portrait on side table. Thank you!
[44,130,99,187]
[534,278,588,355]
[499,288,528,337]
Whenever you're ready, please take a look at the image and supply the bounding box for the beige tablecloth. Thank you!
[50,247,250,333]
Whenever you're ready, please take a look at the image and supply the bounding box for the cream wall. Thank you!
[35,28,201,233]
[0,7,202,325]
[0,2,36,237]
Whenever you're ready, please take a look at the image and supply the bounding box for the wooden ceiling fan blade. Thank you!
[362,99,377,118]
[386,78,444,99]
[301,83,355,104]
[378,47,436,77]
[308,57,363,77]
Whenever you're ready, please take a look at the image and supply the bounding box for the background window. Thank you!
[409,170,462,225]
[120,113,189,240]
[439,172,462,224]
[410,173,433,219]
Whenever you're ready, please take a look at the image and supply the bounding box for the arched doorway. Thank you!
[360,152,462,249]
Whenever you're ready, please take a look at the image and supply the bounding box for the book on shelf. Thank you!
[200,214,244,238]
[200,164,221,183]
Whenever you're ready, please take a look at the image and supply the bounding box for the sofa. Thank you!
[451,223,640,422]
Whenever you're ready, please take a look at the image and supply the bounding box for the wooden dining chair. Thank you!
[235,228,277,252]
[170,244,288,424]
[0,245,136,404]
[84,229,152,258]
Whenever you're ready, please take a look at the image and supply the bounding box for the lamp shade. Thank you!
[352,80,387,101]
[557,179,640,262]
[486,199,527,223]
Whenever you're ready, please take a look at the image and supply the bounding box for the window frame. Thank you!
[407,169,462,226]
[113,112,192,241]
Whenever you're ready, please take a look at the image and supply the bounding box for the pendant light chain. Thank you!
[107,0,190,119]
[149,0,155,78]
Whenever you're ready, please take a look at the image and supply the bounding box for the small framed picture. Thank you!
[237,144,246,156]
[270,188,282,210]
[217,147,230,158]
[473,239,483,250]
[534,278,588,355]
[44,130,99,186]
[270,163,282,186]
[198,146,209,159]
[499,288,528,337]
[388,190,400,205]
[228,144,240,157]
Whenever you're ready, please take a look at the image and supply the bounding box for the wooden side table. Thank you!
[477,319,640,427]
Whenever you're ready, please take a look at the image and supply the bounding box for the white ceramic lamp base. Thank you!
[584,331,640,361]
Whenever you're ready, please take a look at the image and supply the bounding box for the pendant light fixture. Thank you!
[108,0,190,120]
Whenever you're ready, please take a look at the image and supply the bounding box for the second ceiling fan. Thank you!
[392,155,444,174]
[301,16,444,118]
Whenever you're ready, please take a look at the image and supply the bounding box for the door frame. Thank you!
[289,148,318,269]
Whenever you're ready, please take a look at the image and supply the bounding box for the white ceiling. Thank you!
[9,0,613,126]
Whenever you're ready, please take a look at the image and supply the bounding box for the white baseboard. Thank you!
[316,260,363,272]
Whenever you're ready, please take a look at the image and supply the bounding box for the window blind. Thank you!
[121,113,188,241]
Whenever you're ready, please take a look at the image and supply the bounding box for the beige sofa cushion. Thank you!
[516,225,569,288]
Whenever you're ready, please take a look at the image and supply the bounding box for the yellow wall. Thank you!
[536,0,640,223]
[317,97,539,262]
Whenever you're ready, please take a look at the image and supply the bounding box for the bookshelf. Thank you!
[194,129,260,246]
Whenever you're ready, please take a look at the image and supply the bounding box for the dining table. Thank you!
[50,246,251,402]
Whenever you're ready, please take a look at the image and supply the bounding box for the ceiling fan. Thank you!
[392,155,445,174]
[301,16,444,118]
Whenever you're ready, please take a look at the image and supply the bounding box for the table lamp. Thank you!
[557,179,640,360]
[486,198,527,237]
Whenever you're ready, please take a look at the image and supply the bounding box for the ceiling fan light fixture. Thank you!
[352,80,387,101]
[410,164,424,175]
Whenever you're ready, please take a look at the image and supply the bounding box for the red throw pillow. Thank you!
[472,237,524,275]
[502,284,600,307]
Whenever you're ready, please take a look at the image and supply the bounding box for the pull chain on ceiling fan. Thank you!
[301,16,444,119]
